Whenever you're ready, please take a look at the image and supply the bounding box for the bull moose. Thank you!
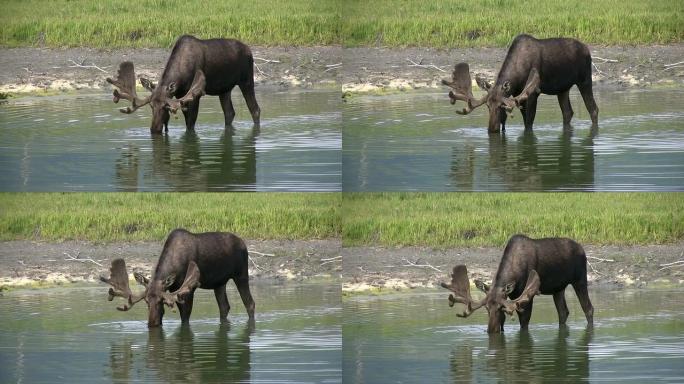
[107,35,261,134]
[440,234,594,333]
[100,229,255,327]
[442,34,599,133]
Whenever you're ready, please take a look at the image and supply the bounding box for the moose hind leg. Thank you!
[178,292,195,324]
[553,290,570,325]
[572,282,594,327]
[578,81,599,127]
[239,82,261,126]
[214,284,231,322]
[518,298,534,330]
[219,90,236,127]
[182,97,201,130]
[557,90,574,127]
[235,276,255,319]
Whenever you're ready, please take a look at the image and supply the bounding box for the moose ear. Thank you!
[167,82,176,96]
[502,81,511,95]
[163,275,175,289]
[503,282,515,295]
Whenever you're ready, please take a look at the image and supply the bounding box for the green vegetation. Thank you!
[0,0,341,48]
[0,193,340,242]
[342,0,684,47]
[1,0,681,48]
[343,193,684,247]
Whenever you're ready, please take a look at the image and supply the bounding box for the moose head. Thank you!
[440,265,540,333]
[100,258,201,327]
[106,62,206,134]
[441,63,540,133]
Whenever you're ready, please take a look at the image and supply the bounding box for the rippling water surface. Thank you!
[343,289,684,383]
[0,89,341,191]
[343,89,684,191]
[0,283,341,383]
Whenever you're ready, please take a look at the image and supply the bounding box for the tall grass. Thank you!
[0,193,340,242]
[343,193,684,247]
[342,0,684,47]
[0,0,342,48]
[0,0,681,48]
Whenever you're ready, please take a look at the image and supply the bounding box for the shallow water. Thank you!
[0,282,341,383]
[0,89,341,191]
[343,289,684,383]
[343,89,684,191]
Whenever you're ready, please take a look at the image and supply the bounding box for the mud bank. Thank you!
[0,239,341,289]
[343,242,684,294]
[1,44,683,96]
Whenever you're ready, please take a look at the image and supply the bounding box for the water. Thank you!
[0,282,341,383]
[343,89,684,191]
[0,89,341,191]
[343,289,684,383]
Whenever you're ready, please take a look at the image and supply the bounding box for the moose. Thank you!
[107,35,261,134]
[100,229,255,327]
[440,234,594,333]
[442,34,599,133]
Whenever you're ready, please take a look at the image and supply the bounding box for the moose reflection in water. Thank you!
[109,323,253,384]
[441,235,594,333]
[114,127,258,191]
[450,328,592,382]
[450,126,596,190]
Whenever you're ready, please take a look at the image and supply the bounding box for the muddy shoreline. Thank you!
[343,242,684,293]
[0,239,341,289]
[1,44,683,95]
[2,239,682,292]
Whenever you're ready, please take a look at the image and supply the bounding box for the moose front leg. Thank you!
[177,292,195,324]
[517,297,534,331]
[553,290,570,325]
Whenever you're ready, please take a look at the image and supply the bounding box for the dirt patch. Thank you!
[343,242,684,293]
[0,239,341,289]
[1,44,682,96]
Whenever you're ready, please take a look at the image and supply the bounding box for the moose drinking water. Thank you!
[440,234,594,333]
[100,229,255,328]
[442,34,599,133]
[107,35,261,134]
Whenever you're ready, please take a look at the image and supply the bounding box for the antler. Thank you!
[440,265,486,318]
[106,62,151,114]
[161,261,201,308]
[502,269,541,315]
[500,68,541,113]
[99,259,147,311]
[441,63,488,115]
[167,70,206,114]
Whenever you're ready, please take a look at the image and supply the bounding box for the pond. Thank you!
[0,282,341,383]
[0,89,341,192]
[343,89,684,191]
[343,288,684,383]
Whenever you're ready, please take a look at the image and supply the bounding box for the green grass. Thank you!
[342,0,684,47]
[1,0,681,48]
[0,0,342,48]
[0,193,340,242]
[343,193,684,247]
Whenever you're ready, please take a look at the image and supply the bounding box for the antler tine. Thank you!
[106,61,150,114]
[442,63,489,115]
[100,259,147,311]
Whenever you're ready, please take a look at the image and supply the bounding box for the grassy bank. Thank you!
[0,193,340,242]
[343,193,683,247]
[0,0,341,48]
[1,0,681,48]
